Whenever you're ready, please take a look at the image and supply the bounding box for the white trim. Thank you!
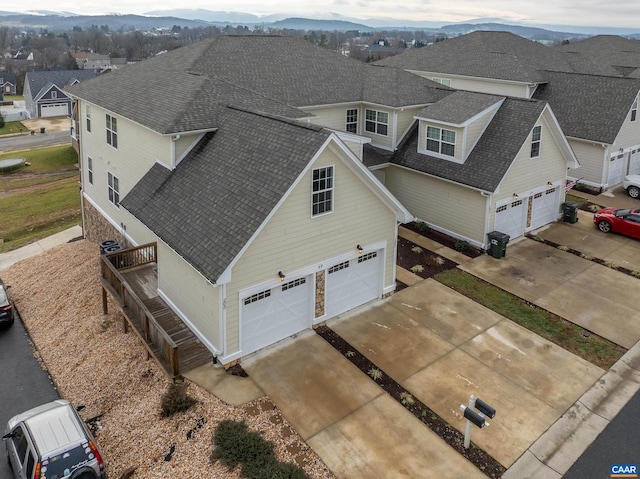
[219,283,226,359]
[408,70,535,88]
[415,216,484,249]
[173,133,205,168]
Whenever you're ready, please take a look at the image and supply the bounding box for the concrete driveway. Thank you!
[461,213,640,348]
[244,280,603,475]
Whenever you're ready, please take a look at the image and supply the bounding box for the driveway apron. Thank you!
[244,330,486,479]
[460,237,640,348]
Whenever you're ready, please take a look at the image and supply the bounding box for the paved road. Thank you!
[564,388,640,479]
[0,131,70,153]
[0,301,59,477]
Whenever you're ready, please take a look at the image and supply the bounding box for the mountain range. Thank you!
[0,9,638,38]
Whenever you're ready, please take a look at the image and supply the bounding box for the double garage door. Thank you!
[494,188,559,241]
[241,251,382,355]
[40,103,68,118]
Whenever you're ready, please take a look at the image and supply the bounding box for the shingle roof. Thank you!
[558,35,640,77]
[120,107,332,282]
[390,97,547,192]
[376,31,610,82]
[26,70,96,98]
[67,35,451,134]
[0,73,16,84]
[532,71,640,143]
[415,90,503,125]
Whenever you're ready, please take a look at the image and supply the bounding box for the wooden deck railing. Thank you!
[100,242,180,377]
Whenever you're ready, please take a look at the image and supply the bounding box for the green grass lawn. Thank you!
[434,269,625,369]
[0,119,29,136]
[0,145,81,252]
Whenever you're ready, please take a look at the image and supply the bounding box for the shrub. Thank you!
[211,420,308,479]
[410,264,424,273]
[454,240,470,251]
[435,256,445,265]
[411,245,423,253]
[367,367,383,380]
[414,221,429,232]
[160,381,197,417]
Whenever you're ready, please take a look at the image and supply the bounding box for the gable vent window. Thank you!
[106,114,118,149]
[632,98,638,122]
[431,77,451,87]
[365,109,388,136]
[51,90,57,99]
[312,166,333,216]
[426,126,456,157]
[328,261,350,274]
[531,125,541,158]
[346,108,358,133]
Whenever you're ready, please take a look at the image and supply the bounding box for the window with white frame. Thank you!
[51,90,57,99]
[365,109,388,136]
[346,108,358,133]
[86,105,91,132]
[107,172,119,207]
[87,157,93,185]
[431,77,451,87]
[426,126,456,157]
[312,166,333,216]
[632,98,638,122]
[531,125,541,158]
[106,114,118,148]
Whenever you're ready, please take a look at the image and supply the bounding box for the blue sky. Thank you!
[3,0,639,28]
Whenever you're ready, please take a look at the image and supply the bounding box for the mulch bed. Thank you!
[403,222,484,258]
[315,325,506,479]
[396,237,459,279]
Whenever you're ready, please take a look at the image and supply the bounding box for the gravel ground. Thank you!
[3,240,335,479]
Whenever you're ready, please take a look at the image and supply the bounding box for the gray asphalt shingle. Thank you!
[415,91,503,125]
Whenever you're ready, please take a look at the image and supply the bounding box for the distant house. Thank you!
[74,53,111,70]
[377,31,640,189]
[24,70,96,118]
[0,73,17,95]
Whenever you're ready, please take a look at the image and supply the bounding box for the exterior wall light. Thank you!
[357,244,363,254]
[278,271,285,282]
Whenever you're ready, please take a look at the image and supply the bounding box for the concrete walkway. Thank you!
[0,226,83,271]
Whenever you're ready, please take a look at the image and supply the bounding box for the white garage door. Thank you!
[40,103,68,118]
[629,149,640,176]
[494,199,526,241]
[241,275,312,355]
[609,154,627,186]
[529,188,559,231]
[325,251,382,318]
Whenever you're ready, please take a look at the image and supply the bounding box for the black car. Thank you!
[0,280,14,326]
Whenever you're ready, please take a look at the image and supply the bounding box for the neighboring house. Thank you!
[65,35,576,366]
[74,53,111,70]
[377,31,640,189]
[0,73,17,95]
[367,91,578,244]
[24,70,96,118]
[557,35,640,79]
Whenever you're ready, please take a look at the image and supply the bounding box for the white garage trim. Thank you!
[608,153,627,186]
[494,198,526,240]
[629,148,640,176]
[528,187,559,231]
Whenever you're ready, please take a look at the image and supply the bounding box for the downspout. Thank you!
[217,282,227,362]
[481,191,491,249]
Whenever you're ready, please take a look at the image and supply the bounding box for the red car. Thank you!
[593,207,640,239]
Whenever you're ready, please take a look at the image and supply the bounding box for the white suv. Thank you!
[623,174,640,199]
[3,400,107,479]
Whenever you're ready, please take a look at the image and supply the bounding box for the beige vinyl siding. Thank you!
[157,240,220,349]
[120,209,159,247]
[408,70,529,98]
[463,112,494,159]
[418,121,463,162]
[173,134,199,162]
[568,139,606,186]
[396,107,422,145]
[496,114,567,202]
[224,144,397,353]
[79,101,173,228]
[304,105,359,132]
[340,138,362,159]
[383,165,487,244]
[611,97,640,150]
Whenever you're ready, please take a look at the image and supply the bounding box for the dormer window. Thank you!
[531,125,541,158]
[426,126,455,157]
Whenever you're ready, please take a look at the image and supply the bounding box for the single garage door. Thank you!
[494,199,526,240]
[40,103,68,118]
[609,153,627,186]
[529,187,559,231]
[241,275,312,355]
[325,251,382,318]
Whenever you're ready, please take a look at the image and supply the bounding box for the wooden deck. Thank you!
[100,243,212,378]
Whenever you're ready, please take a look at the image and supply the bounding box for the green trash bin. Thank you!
[562,202,579,223]
[487,231,510,258]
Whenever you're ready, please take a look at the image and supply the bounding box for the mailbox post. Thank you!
[459,394,496,448]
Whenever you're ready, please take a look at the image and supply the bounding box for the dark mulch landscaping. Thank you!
[403,222,484,258]
[396,237,459,279]
[315,325,506,479]
[226,363,249,377]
